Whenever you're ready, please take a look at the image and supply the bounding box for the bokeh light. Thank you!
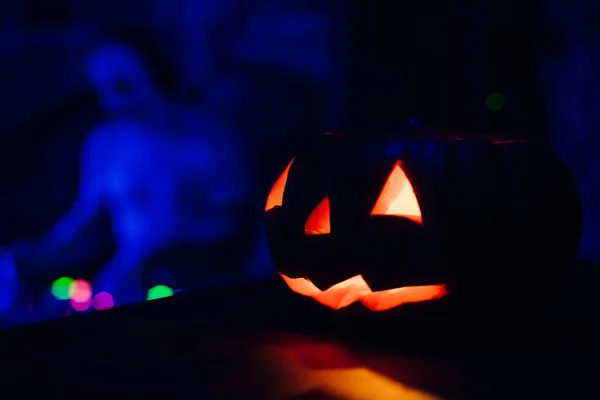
[93,292,115,311]
[486,92,505,111]
[51,276,75,300]
[147,285,174,301]
[68,279,92,303]
[70,297,92,312]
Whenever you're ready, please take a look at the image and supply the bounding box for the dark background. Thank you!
[0,1,599,397]
[0,0,598,271]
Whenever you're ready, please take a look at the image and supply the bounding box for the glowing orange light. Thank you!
[305,196,331,235]
[358,285,447,311]
[280,273,447,311]
[265,158,295,211]
[281,274,369,310]
[371,162,422,224]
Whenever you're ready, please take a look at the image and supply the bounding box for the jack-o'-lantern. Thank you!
[264,132,582,313]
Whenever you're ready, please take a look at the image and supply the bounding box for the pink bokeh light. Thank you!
[69,279,92,303]
[70,297,92,312]
[93,292,115,311]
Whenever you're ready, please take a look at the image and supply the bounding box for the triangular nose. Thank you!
[371,162,422,224]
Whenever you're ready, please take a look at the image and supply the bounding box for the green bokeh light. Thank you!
[486,92,505,111]
[147,285,174,301]
[51,277,75,300]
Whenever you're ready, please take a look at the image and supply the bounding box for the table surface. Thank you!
[1,269,598,399]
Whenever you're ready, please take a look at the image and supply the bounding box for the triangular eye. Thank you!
[265,158,294,211]
[371,162,422,224]
[305,196,331,235]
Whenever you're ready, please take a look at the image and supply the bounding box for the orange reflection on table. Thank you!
[212,332,454,399]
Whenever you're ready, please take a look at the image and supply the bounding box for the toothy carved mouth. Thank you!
[280,273,447,311]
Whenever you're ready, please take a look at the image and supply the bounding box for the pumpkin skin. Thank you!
[264,132,583,313]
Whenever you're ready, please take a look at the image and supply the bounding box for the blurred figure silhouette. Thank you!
[0,27,264,315]
[538,1,600,264]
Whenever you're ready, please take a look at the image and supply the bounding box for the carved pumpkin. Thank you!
[264,132,582,313]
